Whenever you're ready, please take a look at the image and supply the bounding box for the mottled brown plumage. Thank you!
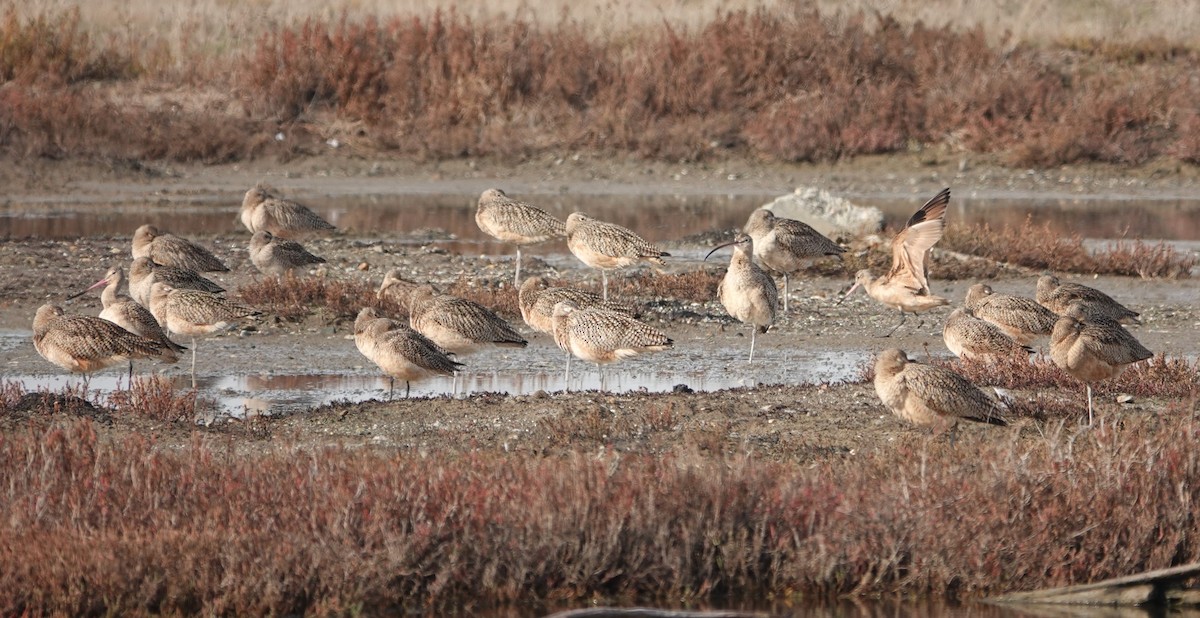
[476,188,567,286]
[1037,274,1139,324]
[1051,305,1153,422]
[551,301,673,367]
[565,212,669,301]
[518,276,636,335]
[241,185,336,237]
[131,224,228,273]
[76,266,185,366]
[149,283,261,387]
[874,348,1007,429]
[354,307,463,398]
[128,257,224,307]
[942,307,1032,360]
[249,230,326,276]
[405,284,527,354]
[706,233,777,363]
[964,283,1057,346]
[743,208,844,311]
[33,304,165,375]
[841,188,951,336]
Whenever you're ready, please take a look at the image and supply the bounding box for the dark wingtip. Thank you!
[905,187,951,228]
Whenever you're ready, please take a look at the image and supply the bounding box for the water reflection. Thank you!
[4,193,1200,245]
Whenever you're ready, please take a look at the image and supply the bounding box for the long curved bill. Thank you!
[66,277,110,301]
[703,240,739,262]
[835,281,861,306]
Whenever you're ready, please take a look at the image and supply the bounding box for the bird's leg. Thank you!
[405,380,411,399]
[388,376,395,401]
[514,246,522,288]
[127,361,133,384]
[749,327,756,363]
[881,311,908,338]
[190,337,198,389]
[564,352,572,391]
[1086,384,1094,425]
[782,273,790,313]
[601,271,609,302]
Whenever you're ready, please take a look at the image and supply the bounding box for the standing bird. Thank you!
[873,348,1008,430]
[132,224,229,273]
[70,265,186,377]
[148,283,261,388]
[32,304,165,384]
[840,188,952,336]
[354,307,462,399]
[705,233,777,363]
[1050,305,1153,423]
[551,301,673,388]
[402,284,528,355]
[127,257,224,307]
[964,283,1057,346]
[475,188,567,287]
[942,307,1033,361]
[518,276,636,335]
[565,212,669,301]
[1037,274,1140,324]
[249,230,326,276]
[241,185,336,238]
[742,208,844,312]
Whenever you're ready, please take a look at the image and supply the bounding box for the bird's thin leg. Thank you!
[783,273,790,313]
[882,312,908,338]
[405,380,411,399]
[1086,384,1094,425]
[602,271,609,302]
[514,246,522,288]
[388,377,395,401]
[190,337,198,389]
[749,327,756,363]
[564,352,572,391]
[127,361,133,384]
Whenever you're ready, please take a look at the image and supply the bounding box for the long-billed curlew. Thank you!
[705,233,777,363]
[132,224,229,273]
[33,304,166,384]
[565,212,669,301]
[148,283,261,387]
[964,283,1057,346]
[942,307,1033,361]
[403,284,527,354]
[70,265,186,376]
[551,300,673,388]
[241,185,336,238]
[1037,274,1139,324]
[873,348,1007,430]
[475,188,567,287]
[249,230,326,276]
[840,188,951,336]
[1050,304,1153,423]
[354,307,462,399]
[517,276,636,335]
[742,208,844,312]
[128,257,224,307]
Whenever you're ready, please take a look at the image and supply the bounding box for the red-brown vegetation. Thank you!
[237,276,404,321]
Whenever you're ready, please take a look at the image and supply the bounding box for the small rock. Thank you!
[1116,394,1135,404]
[672,384,694,394]
[357,262,370,271]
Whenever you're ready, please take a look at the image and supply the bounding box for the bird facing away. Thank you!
[551,300,673,387]
[840,188,951,337]
[249,230,327,276]
[1037,274,1140,324]
[517,276,636,335]
[565,212,670,302]
[241,185,336,238]
[873,348,1008,430]
[71,266,186,374]
[127,257,225,307]
[964,283,1057,346]
[942,307,1033,361]
[1050,305,1153,423]
[33,304,166,380]
[403,284,528,354]
[354,307,463,399]
[475,188,567,287]
[742,208,844,312]
[705,233,777,363]
[148,283,261,387]
[131,224,229,273]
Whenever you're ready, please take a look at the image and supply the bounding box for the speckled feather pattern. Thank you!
[33,304,165,373]
[249,231,326,276]
[131,225,228,273]
[354,308,463,381]
[518,277,635,334]
[942,307,1030,360]
[1037,275,1139,323]
[874,349,1007,427]
[965,284,1057,344]
[565,213,668,270]
[241,186,336,236]
[551,303,672,364]
[476,188,566,245]
[128,258,224,307]
[408,287,527,351]
[149,285,259,337]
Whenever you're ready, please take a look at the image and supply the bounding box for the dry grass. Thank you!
[236,275,404,321]
[3,408,1200,613]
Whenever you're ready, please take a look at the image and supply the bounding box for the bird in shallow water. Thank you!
[742,208,844,312]
[706,232,777,363]
[475,188,566,287]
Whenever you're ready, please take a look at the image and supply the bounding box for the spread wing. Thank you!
[887,188,949,293]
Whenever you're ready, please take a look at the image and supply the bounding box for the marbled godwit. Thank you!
[873,348,1007,429]
[402,283,527,354]
[551,300,673,387]
[249,230,327,276]
[565,212,669,301]
[517,276,636,335]
[475,188,567,287]
[839,188,951,336]
[1050,305,1153,423]
[148,283,261,387]
[132,224,228,273]
[742,208,844,312]
[354,307,462,399]
[128,257,224,307]
[964,283,1057,346]
[33,304,166,382]
[942,307,1033,360]
[71,266,185,376]
[1037,274,1140,324]
[241,185,336,237]
[705,233,777,363]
